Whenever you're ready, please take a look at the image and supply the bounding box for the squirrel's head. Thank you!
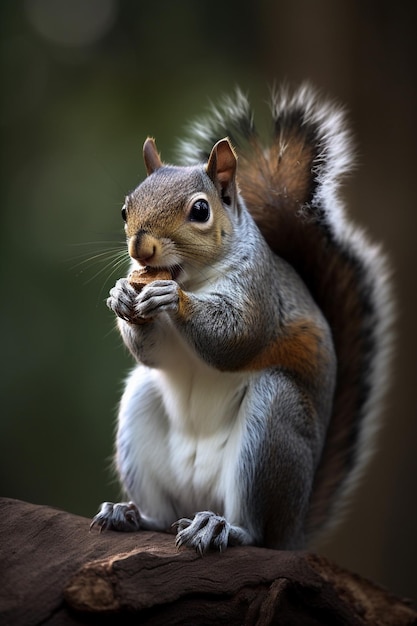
[121,137,238,284]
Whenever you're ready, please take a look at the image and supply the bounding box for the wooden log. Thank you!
[0,497,415,625]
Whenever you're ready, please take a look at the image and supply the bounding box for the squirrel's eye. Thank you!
[189,199,210,223]
[121,205,127,222]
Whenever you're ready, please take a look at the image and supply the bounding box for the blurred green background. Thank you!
[1,0,416,602]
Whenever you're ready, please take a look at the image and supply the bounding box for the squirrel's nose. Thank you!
[129,231,158,265]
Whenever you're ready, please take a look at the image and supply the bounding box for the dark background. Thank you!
[1,0,416,602]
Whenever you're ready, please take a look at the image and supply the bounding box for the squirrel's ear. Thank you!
[143,137,163,175]
[206,138,237,204]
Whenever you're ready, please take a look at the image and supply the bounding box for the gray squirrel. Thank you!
[91,85,393,552]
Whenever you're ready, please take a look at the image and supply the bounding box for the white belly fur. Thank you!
[116,323,253,526]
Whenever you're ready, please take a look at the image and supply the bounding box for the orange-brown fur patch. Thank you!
[177,289,194,320]
[244,320,326,383]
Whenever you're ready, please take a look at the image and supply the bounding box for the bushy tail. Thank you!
[179,84,394,541]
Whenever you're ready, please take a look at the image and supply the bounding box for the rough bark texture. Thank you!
[0,498,415,625]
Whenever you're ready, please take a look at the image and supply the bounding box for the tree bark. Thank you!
[0,498,415,625]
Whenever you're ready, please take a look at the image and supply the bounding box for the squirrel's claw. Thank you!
[174,511,231,554]
[90,501,142,533]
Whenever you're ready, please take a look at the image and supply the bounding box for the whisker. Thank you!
[66,236,130,307]
[82,253,129,285]
[68,240,125,247]
[86,253,130,305]
[69,249,126,271]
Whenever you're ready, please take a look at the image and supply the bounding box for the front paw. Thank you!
[107,278,143,324]
[90,501,142,532]
[135,280,180,319]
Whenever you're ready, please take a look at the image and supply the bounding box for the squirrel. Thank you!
[91,84,393,552]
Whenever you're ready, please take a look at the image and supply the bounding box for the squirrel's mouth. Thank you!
[135,262,182,283]
[147,264,183,282]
